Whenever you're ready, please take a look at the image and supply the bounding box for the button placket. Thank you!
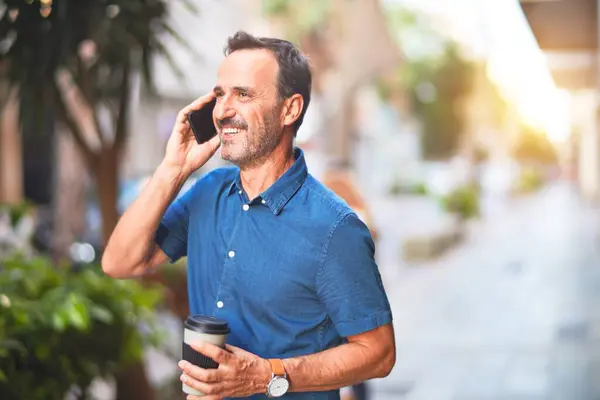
[217,193,247,315]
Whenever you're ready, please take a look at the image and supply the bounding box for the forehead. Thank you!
[216,49,279,91]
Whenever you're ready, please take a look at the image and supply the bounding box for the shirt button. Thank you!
[216,301,224,308]
[242,204,250,211]
[238,190,242,194]
[261,199,266,204]
[228,250,235,258]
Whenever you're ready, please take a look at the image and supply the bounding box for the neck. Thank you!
[239,143,295,201]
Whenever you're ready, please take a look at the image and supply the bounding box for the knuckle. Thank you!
[189,365,202,377]
[204,385,217,395]
[188,378,201,390]
[208,371,219,382]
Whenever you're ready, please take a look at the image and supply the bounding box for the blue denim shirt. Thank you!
[156,148,392,399]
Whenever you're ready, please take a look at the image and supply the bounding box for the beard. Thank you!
[220,110,282,169]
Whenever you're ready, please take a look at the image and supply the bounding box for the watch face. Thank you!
[268,376,289,397]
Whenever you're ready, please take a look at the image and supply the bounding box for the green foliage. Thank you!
[380,6,477,159]
[0,255,165,400]
[440,184,480,220]
[261,0,291,16]
[512,125,559,166]
[412,42,475,160]
[513,167,545,193]
[412,182,429,196]
[0,201,33,227]
[0,0,189,133]
[260,0,331,43]
[388,180,429,196]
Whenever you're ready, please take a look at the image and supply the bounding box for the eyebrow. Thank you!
[213,85,254,94]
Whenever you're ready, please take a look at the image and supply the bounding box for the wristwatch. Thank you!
[266,358,290,397]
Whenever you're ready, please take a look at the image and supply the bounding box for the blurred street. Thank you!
[370,181,600,400]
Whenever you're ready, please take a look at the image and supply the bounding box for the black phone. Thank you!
[187,98,217,144]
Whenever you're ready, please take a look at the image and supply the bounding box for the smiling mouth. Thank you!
[221,127,243,134]
[220,127,245,140]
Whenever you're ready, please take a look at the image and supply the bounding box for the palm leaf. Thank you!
[1,0,190,138]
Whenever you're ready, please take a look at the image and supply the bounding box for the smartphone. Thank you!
[187,98,217,144]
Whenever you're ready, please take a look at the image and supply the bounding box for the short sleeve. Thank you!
[155,187,194,262]
[316,213,392,337]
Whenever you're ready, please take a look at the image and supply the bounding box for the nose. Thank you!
[213,96,236,122]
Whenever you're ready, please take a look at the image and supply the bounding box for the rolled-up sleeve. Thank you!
[316,213,393,337]
[155,188,194,262]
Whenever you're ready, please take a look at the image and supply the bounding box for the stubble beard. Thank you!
[221,112,282,169]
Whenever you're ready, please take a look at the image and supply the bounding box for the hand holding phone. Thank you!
[187,98,217,144]
[162,93,220,178]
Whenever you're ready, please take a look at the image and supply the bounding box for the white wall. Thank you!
[572,90,600,202]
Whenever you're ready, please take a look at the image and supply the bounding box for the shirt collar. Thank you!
[227,147,308,215]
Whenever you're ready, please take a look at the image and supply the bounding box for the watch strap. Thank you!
[268,358,286,377]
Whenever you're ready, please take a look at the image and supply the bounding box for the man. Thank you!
[102,31,395,400]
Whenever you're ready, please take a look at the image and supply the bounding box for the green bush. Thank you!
[514,167,545,193]
[440,184,480,220]
[388,180,429,196]
[0,201,33,227]
[412,182,429,196]
[0,255,165,400]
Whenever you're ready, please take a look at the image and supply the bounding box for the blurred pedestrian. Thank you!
[341,382,369,400]
[102,30,395,399]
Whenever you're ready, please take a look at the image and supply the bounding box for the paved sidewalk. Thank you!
[369,182,600,400]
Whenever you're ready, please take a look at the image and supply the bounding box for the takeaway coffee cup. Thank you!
[182,315,230,396]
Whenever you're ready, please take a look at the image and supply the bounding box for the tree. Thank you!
[391,38,475,160]
[0,74,22,204]
[0,0,193,398]
[0,0,191,244]
[380,7,478,160]
[512,124,558,166]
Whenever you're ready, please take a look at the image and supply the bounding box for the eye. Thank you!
[238,92,249,99]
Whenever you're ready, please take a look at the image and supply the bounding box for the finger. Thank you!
[188,396,221,400]
[174,119,190,134]
[188,92,215,110]
[178,360,220,382]
[176,92,215,123]
[190,341,231,364]
[224,344,251,356]
[181,374,221,396]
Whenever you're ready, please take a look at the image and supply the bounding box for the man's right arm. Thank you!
[101,163,187,278]
[102,92,219,279]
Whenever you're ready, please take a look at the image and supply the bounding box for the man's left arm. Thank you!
[179,212,395,398]
[281,322,396,391]
[179,322,394,398]
[283,212,396,390]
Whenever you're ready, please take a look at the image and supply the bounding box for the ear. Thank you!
[281,94,304,129]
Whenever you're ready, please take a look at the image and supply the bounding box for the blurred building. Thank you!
[519,0,600,201]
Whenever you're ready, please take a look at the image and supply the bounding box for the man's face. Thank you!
[213,49,284,167]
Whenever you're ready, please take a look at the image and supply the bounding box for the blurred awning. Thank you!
[519,0,597,90]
